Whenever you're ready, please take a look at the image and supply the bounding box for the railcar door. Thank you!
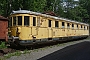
[48,20,53,38]
[32,17,37,36]
[48,28,53,38]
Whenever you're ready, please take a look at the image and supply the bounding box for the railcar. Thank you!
[0,16,8,41]
[8,10,89,46]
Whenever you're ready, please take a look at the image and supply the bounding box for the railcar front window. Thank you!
[18,16,22,25]
[24,16,29,26]
[13,17,16,26]
[33,17,36,26]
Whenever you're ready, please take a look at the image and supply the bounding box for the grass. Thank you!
[0,42,7,49]
[4,49,31,59]
[4,51,21,58]
[0,58,6,60]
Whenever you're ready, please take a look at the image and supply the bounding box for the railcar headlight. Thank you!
[17,27,21,33]
[8,30,11,33]
[8,28,11,33]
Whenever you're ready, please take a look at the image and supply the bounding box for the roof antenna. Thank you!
[19,8,21,10]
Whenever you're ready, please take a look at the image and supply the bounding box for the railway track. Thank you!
[0,39,86,56]
[0,40,59,56]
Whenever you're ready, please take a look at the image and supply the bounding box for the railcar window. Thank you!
[87,26,88,30]
[84,26,85,30]
[81,25,82,29]
[77,24,78,28]
[62,22,65,28]
[33,17,36,26]
[18,16,22,25]
[48,20,51,27]
[72,24,74,29]
[13,17,16,26]
[67,23,70,28]
[24,16,29,26]
[55,21,59,27]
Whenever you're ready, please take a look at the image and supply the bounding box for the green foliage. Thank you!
[30,0,47,12]
[65,6,89,22]
[0,0,90,24]
[0,42,7,49]
[79,0,90,23]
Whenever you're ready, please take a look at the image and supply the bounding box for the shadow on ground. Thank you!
[38,41,90,60]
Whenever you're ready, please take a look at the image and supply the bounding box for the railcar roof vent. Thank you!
[43,11,57,16]
[19,8,21,10]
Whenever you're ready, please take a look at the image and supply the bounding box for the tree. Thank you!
[30,0,47,12]
[0,0,7,16]
[79,0,90,23]
[44,0,64,17]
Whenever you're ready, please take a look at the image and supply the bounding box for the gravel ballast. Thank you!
[4,39,90,60]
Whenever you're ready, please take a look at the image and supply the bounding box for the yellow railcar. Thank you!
[8,10,89,46]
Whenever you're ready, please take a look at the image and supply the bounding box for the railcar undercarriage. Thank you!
[8,35,88,46]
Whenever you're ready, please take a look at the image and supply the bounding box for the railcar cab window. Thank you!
[48,20,51,27]
[72,24,74,29]
[18,16,22,25]
[33,17,36,26]
[13,17,16,26]
[24,16,29,26]
[55,21,59,27]
[62,22,65,28]
[67,23,70,28]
